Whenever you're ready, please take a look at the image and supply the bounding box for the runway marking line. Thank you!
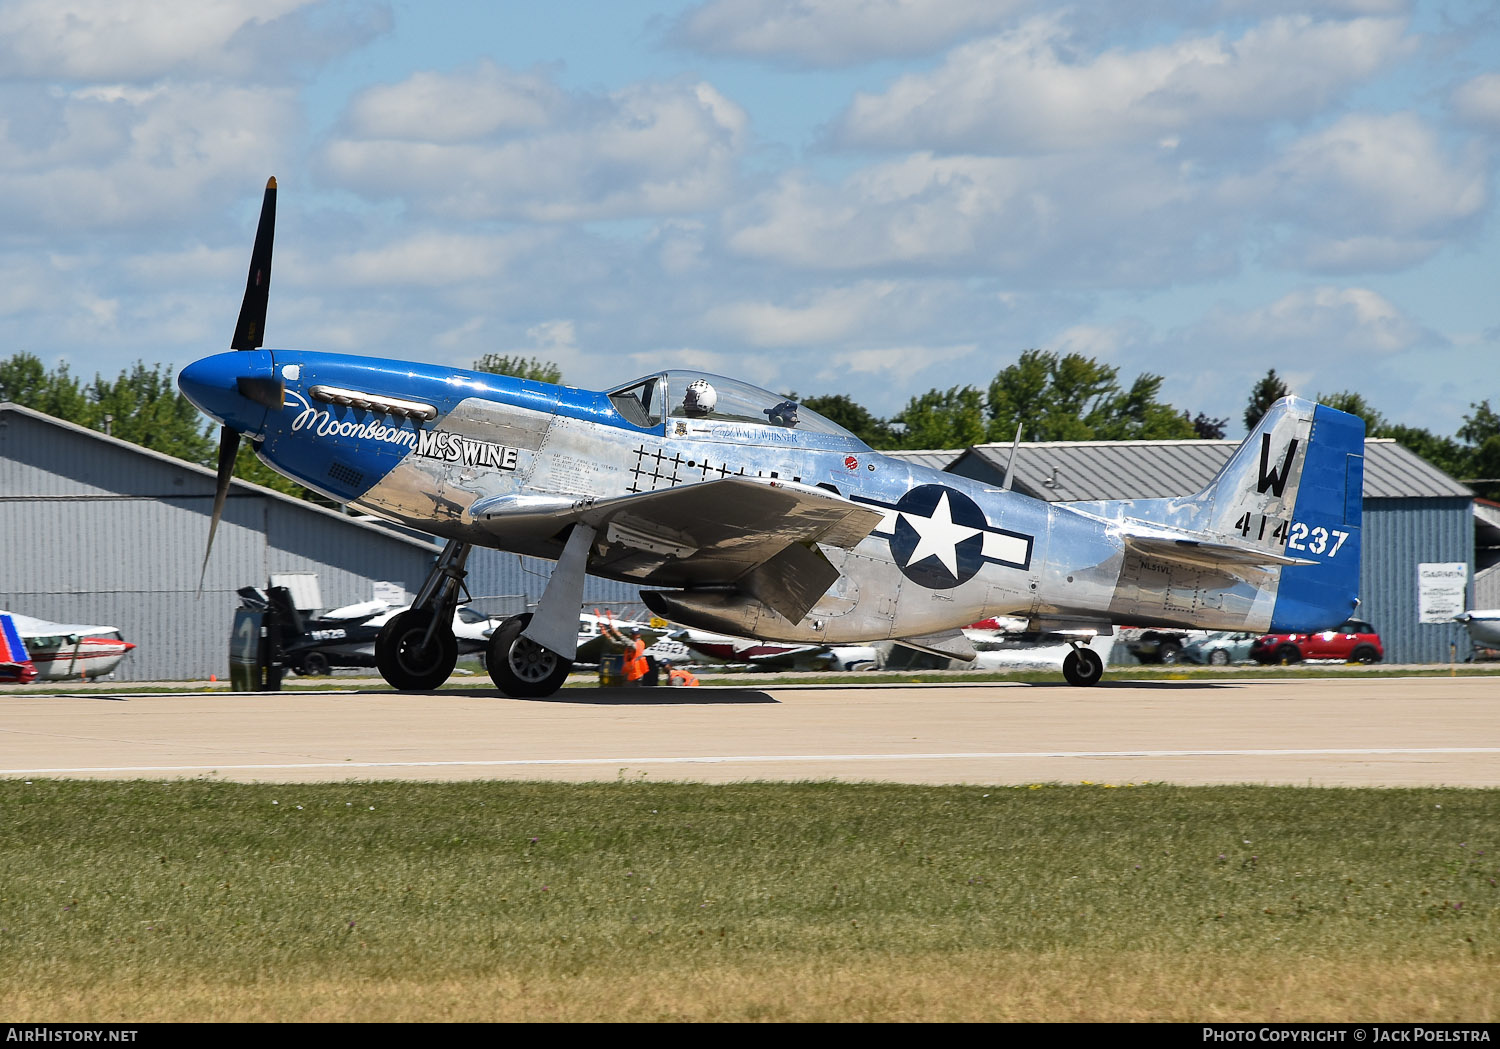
[5,747,1499,776]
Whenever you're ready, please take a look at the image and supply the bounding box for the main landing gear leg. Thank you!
[375,538,471,691]
[486,523,595,698]
[1062,642,1104,687]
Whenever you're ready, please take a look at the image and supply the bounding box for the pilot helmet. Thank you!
[683,378,717,415]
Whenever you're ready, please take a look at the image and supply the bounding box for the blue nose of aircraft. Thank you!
[178,350,277,437]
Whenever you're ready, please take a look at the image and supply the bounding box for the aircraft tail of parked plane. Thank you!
[180,179,1365,692]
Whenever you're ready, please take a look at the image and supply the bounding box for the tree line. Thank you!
[3,351,1495,500]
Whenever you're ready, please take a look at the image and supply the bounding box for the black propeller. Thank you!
[199,176,277,593]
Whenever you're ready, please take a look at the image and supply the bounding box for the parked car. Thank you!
[1249,619,1383,665]
[1121,629,1190,664]
[1181,631,1258,666]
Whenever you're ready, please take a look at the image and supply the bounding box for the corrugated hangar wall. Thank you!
[1,405,435,681]
[1362,497,1474,665]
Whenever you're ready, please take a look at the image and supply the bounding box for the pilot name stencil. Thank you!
[415,430,520,470]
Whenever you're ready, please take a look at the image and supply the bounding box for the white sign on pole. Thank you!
[373,580,410,607]
[1417,563,1468,624]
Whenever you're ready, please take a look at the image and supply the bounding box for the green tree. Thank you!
[0,352,90,421]
[1314,390,1386,437]
[893,385,987,449]
[90,361,216,464]
[987,349,1195,442]
[474,354,562,384]
[1458,400,1500,499]
[1244,369,1290,432]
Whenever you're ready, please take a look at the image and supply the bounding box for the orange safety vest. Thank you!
[667,666,699,687]
[623,639,648,682]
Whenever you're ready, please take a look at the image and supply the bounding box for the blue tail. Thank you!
[1265,403,1365,631]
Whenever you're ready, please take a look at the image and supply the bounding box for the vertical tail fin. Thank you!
[1200,397,1364,630]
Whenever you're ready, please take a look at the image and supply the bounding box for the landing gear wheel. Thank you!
[297,650,331,676]
[487,613,572,698]
[376,610,458,691]
[1063,647,1104,686]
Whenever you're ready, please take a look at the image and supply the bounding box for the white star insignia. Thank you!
[901,491,980,577]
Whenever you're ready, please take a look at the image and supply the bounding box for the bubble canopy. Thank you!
[607,370,860,440]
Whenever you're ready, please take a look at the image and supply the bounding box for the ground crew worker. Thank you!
[662,660,699,687]
[601,621,649,686]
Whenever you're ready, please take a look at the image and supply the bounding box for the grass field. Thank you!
[1,780,1495,1021]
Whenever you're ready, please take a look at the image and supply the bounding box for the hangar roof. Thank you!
[948,437,1472,503]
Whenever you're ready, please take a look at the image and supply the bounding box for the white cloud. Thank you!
[322,71,748,221]
[343,62,565,142]
[325,231,551,287]
[668,0,1028,67]
[705,282,906,346]
[0,0,382,81]
[1226,112,1489,271]
[0,82,299,231]
[1195,286,1431,356]
[833,14,1413,152]
[1452,73,1500,133]
[724,150,1230,286]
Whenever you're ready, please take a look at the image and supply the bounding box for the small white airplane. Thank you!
[181,179,1366,695]
[670,625,882,671]
[0,610,137,682]
[1453,610,1500,656]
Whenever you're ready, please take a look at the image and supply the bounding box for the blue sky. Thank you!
[2,0,1497,437]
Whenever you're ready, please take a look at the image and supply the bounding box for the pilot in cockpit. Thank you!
[763,399,800,427]
[682,378,717,417]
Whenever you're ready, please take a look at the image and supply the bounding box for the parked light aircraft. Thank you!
[180,180,1366,695]
[1454,610,1500,656]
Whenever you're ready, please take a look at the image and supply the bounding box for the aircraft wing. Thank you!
[472,477,885,623]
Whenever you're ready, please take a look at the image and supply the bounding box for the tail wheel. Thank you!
[375,609,457,691]
[1063,647,1104,686]
[487,613,572,698]
[1276,644,1302,665]
[297,650,331,677]
[1349,645,1381,665]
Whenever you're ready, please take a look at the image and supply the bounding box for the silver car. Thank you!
[1181,631,1258,666]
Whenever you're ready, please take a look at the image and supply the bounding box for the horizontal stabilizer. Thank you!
[1124,534,1316,569]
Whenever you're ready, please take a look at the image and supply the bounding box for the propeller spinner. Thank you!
[197,177,281,592]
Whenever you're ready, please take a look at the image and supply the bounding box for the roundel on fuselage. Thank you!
[889,484,987,589]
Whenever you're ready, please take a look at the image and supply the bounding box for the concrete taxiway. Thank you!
[2,675,1496,786]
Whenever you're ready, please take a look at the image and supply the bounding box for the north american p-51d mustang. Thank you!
[181,180,1366,694]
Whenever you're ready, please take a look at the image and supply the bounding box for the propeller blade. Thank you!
[230,176,277,351]
[199,426,241,594]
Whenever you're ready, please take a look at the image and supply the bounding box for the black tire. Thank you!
[375,609,457,691]
[486,613,572,698]
[1158,641,1182,665]
[1349,645,1381,665]
[1208,649,1231,667]
[298,650,331,677]
[1276,644,1302,665]
[1063,648,1104,686]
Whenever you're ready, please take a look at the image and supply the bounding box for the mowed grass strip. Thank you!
[1,780,1495,1021]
